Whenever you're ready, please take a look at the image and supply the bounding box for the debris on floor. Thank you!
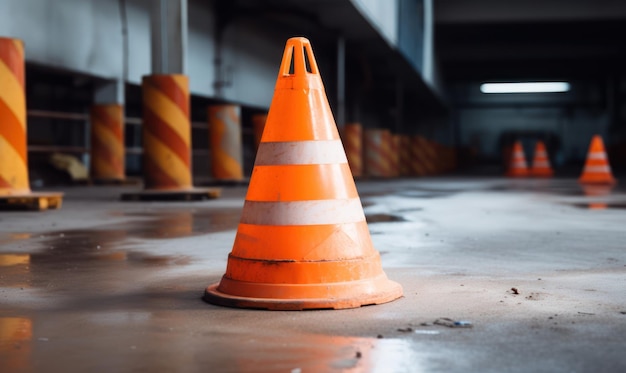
[434,318,473,328]
[511,287,520,295]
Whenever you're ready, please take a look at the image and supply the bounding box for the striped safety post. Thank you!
[342,122,363,177]
[0,37,29,195]
[90,104,125,182]
[141,74,192,190]
[390,134,400,177]
[409,135,427,176]
[399,135,411,176]
[364,128,393,177]
[251,113,267,151]
[0,37,62,210]
[208,104,244,181]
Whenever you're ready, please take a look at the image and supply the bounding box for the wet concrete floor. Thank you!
[1,177,625,372]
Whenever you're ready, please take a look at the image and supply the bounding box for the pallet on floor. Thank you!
[0,192,64,211]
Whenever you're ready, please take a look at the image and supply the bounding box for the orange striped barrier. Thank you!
[121,74,219,201]
[579,135,616,185]
[409,135,427,176]
[399,135,411,176]
[142,74,191,190]
[364,128,393,177]
[251,113,267,151]
[0,37,62,210]
[506,141,529,177]
[342,122,363,177]
[416,136,437,175]
[90,104,125,182]
[208,104,244,181]
[530,141,553,177]
[390,134,400,177]
[205,37,402,310]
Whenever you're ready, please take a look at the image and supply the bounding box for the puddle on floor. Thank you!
[366,214,408,223]
[0,315,427,373]
[567,203,626,210]
[0,208,241,292]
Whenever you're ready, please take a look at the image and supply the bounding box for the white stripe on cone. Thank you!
[584,165,611,173]
[534,161,550,167]
[587,152,607,160]
[255,140,348,165]
[241,198,366,226]
[535,151,547,157]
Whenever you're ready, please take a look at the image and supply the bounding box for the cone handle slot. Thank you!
[279,37,319,77]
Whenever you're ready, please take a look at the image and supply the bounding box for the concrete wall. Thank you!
[350,0,399,46]
[0,0,284,108]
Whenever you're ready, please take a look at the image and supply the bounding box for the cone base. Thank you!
[0,192,63,211]
[578,176,617,185]
[120,187,221,201]
[204,275,403,310]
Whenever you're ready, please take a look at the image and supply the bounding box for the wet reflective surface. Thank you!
[1,180,626,372]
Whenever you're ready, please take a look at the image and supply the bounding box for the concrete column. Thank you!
[251,113,267,151]
[208,105,243,181]
[0,37,29,195]
[91,80,126,182]
[151,0,187,74]
[342,123,363,177]
[142,75,192,190]
[336,36,346,129]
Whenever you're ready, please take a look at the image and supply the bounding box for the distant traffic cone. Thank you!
[530,141,553,177]
[579,135,616,185]
[506,141,529,177]
[204,37,403,310]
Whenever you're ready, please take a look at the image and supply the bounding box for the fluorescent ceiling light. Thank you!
[480,82,571,94]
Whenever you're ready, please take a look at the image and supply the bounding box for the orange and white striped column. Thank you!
[251,113,267,151]
[141,74,192,190]
[0,37,29,196]
[342,122,363,177]
[90,104,125,181]
[364,128,393,177]
[409,135,427,176]
[208,105,244,181]
[399,135,411,176]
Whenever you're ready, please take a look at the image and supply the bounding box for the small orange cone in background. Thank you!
[204,37,403,310]
[579,135,617,185]
[530,141,554,177]
[506,141,529,177]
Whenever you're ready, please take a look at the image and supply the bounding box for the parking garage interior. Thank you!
[1,0,625,372]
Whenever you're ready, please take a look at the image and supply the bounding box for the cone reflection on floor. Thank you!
[581,184,614,210]
[204,37,402,310]
[579,135,616,185]
[530,141,553,177]
[506,141,529,177]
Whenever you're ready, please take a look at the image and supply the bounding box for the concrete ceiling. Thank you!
[435,0,626,81]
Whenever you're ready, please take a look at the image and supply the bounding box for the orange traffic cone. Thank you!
[530,141,554,177]
[506,141,529,177]
[579,135,616,185]
[204,37,403,310]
